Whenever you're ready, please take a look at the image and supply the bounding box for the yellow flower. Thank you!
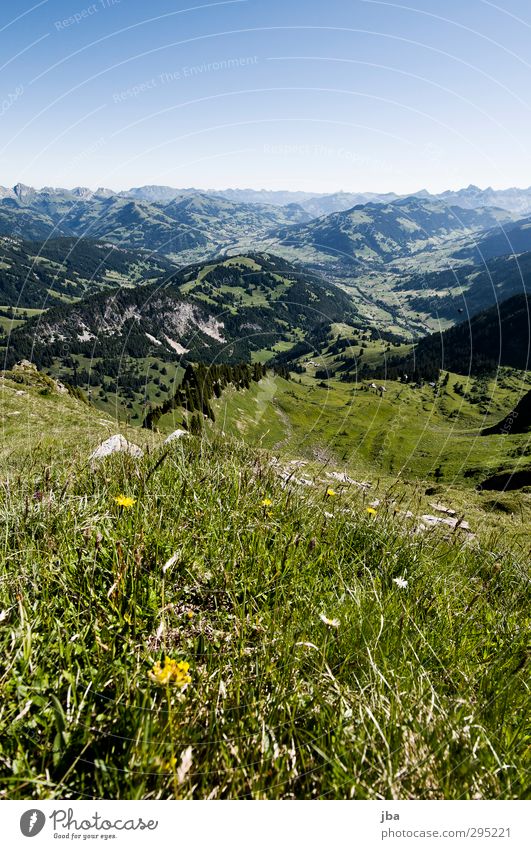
[114,494,136,508]
[186,610,194,619]
[326,488,336,497]
[261,498,272,507]
[150,657,191,688]
[366,506,377,515]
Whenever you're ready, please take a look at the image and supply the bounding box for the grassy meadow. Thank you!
[0,369,530,800]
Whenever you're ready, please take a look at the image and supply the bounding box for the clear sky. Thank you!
[1,0,531,193]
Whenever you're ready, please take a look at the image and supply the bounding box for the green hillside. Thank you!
[0,365,528,800]
[399,250,531,321]
[483,386,531,436]
[262,197,511,270]
[454,215,531,262]
[2,253,356,422]
[0,188,311,264]
[0,236,176,309]
[364,294,531,381]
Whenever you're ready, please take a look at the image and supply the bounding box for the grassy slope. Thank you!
[210,369,531,473]
[0,370,157,473]
[0,371,529,800]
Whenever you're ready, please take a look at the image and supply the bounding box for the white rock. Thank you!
[328,471,354,483]
[164,429,188,444]
[420,514,471,531]
[429,502,457,516]
[90,434,144,461]
[327,471,371,489]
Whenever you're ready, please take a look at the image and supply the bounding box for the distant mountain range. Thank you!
[219,184,531,218]
[436,184,531,217]
[5,183,511,274]
[3,181,531,336]
[0,185,311,264]
[3,181,531,217]
[262,197,512,270]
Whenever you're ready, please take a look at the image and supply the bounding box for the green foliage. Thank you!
[268,197,506,269]
[1,254,354,419]
[0,191,311,264]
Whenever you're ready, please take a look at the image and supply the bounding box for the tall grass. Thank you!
[0,436,529,799]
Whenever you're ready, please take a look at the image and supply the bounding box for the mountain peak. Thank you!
[13,182,35,200]
[71,186,94,198]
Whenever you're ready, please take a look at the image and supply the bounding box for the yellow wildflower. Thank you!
[366,506,377,515]
[326,488,336,497]
[186,610,194,619]
[150,657,191,688]
[114,494,136,508]
[261,498,272,507]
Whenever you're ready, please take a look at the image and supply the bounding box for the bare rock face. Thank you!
[164,429,188,444]
[90,434,144,461]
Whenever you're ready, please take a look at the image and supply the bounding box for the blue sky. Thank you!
[1,0,531,193]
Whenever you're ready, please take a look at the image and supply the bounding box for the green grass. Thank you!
[0,435,529,800]
[0,370,156,473]
[0,316,26,332]
[0,369,529,800]
[209,369,531,488]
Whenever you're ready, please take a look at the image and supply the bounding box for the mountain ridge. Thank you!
[4,181,531,215]
[3,252,356,372]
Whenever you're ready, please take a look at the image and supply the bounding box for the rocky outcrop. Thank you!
[90,434,144,461]
[164,429,188,444]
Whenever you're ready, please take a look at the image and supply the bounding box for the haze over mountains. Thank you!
[3,181,531,217]
[0,185,311,264]
[3,176,531,470]
[1,181,527,276]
